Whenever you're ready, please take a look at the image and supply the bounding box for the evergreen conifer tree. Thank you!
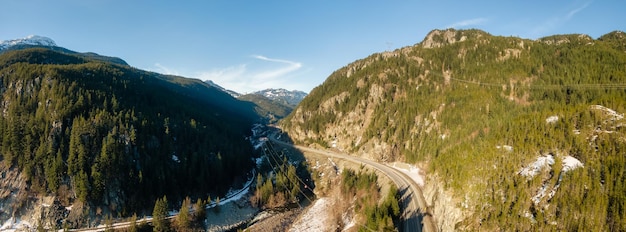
[152,196,169,232]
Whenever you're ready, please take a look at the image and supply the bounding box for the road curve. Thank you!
[271,138,436,232]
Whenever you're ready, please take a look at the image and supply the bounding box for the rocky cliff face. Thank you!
[0,164,28,222]
[281,28,626,230]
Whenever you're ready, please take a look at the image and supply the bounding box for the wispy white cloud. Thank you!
[446,18,487,29]
[252,55,302,79]
[197,64,247,82]
[196,55,303,93]
[566,1,591,19]
[154,63,180,75]
[530,1,592,37]
[195,64,245,90]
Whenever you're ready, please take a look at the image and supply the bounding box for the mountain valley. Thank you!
[1,28,625,231]
[0,39,259,229]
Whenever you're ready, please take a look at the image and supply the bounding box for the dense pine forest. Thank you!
[0,47,257,221]
[283,29,626,230]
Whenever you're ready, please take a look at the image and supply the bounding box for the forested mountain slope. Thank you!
[238,89,307,123]
[282,29,626,230]
[238,93,293,122]
[0,35,129,66]
[0,47,256,226]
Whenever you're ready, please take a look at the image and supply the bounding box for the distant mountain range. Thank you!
[0,35,128,65]
[0,35,57,49]
[203,80,307,106]
[203,80,307,122]
[1,35,308,111]
[251,88,308,106]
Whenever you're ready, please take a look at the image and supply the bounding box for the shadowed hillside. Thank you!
[0,47,258,227]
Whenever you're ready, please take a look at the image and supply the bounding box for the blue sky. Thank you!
[1,0,624,93]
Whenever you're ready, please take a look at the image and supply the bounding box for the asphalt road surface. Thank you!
[270,137,436,232]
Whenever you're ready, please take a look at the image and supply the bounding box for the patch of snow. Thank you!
[253,140,265,150]
[289,198,333,232]
[342,208,357,231]
[523,210,537,223]
[546,115,559,124]
[528,155,584,204]
[1,217,32,231]
[548,184,559,199]
[562,156,583,172]
[532,183,549,204]
[171,154,180,163]
[591,105,624,120]
[519,155,554,177]
[65,205,74,211]
[0,35,57,50]
[255,156,264,167]
[207,170,255,208]
[390,162,425,187]
[251,88,307,106]
[534,176,563,205]
[250,124,268,151]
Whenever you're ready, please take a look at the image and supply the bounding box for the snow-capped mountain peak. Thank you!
[0,35,57,50]
[252,88,307,106]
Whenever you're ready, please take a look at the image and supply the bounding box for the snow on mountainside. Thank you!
[252,88,307,106]
[1,35,129,66]
[0,35,57,50]
[202,80,307,107]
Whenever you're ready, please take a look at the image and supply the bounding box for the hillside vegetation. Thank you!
[0,48,256,226]
[238,94,293,122]
[238,89,307,123]
[282,29,626,230]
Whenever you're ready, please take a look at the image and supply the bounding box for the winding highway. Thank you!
[270,137,437,232]
[60,132,435,231]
